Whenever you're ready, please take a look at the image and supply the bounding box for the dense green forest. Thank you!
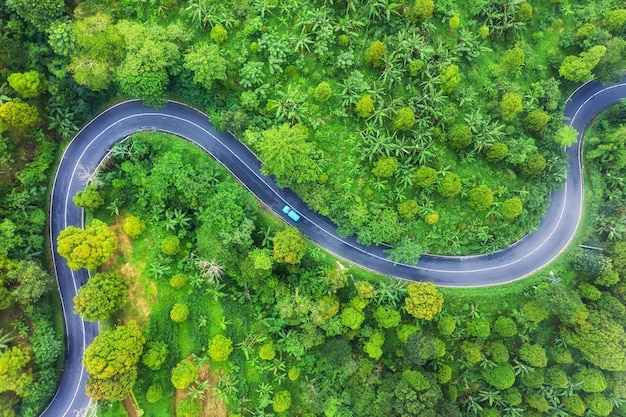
[0,0,625,416]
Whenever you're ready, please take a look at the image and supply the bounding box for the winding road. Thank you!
[42,76,626,416]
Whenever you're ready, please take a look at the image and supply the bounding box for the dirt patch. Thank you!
[173,359,227,417]
[120,261,155,327]
[123,395,138,417]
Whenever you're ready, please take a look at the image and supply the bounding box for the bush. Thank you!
[519,343,548,368]
[521,301,548,322]
[519,152,546,177]
[526,391,549,412]
[545,367,569,388]
[177,398,202,417]
[493,316,518,337]
[411,0,434,22]
[437,364,452,384]
[468,185,494,211]
[521,368,544,387]
[397,200,419,220]
[563,394,587,416]
[424,212,439,224]
[486,142,508,163]
[273,390,292,413]
[161,235,180,255]
[584,393,613,416]
[499,92,523,121]
[170,303,189,323]
[414,166,437,187]
[481,363,516,389]
[573,367,607,393]
[169,274,188,289]
[364,41,387,68]
[486,341,509,363]
[392,107,416,131]
[437,173,461,197]
[355,94,374,118]
[446,124,472,150]
[313,82,332,102]
[208,334,233,362]
[466,317,491,338]
[437,315,455,336]
[579,282,601,301]
[259,342,276,361]
[523,109,549,132]
[372,156,398,178]
[500,47,524,72]
[210,24,228,44]
[146,383,162,403]
[73,186,104,211]
[501,198,523,219]
[142,341,168,371]
[503,387,522,406]
[171,359,198,390]
[123,215,146,238]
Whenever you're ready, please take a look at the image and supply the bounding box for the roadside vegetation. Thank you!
[0,0,625,417]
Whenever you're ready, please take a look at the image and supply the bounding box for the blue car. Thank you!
[282,205,301,222]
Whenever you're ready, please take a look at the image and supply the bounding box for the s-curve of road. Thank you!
[44,76,626,416]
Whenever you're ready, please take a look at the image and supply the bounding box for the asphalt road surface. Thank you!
[42,75,626,416]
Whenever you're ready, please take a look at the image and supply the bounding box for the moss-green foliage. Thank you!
[584,393,613,416]
[73,185,104,211]
[492,316,517,337]
[146,383,162,403]
[573,367,607,393]
[563,394,587,416]
[545,367,569,388]
[161,236,180,255]
[208,334,233,362]
[210,24,228,44]
[355,94,374,118]
[272,390,292,413]
[414,166,437,188]
[411,0,434,22]
[446,124,472,150]
[142,341,168,371]
[468,185,494,211]
[481,363,515,389]
[169,273,187,289]
[364,41,387,68]
[466,317,491,338]
[519,343,548,368]
[57,219,117,270]
[176,398,201,417]
[437,173,461,198]
[313,82,332,102]
[397,199,419,220]
[7,71,47,98]
[73,272,128,321]
[170,359,197,390]
[392,107,416,132]
[500,197,523,220]
[372,156,398,178]
[170,303,189,323]
[0,99,40,131]
[485,142,508,163]
[499,47,525,72]
[499,92,523,121]
[123,215,146,238]
[523,109,549,132]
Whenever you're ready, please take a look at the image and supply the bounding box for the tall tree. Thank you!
[73,272,128,321]
[57,219,117,270]
[83,322,144,400]
[404,282,444,320]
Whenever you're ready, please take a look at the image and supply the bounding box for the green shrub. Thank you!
[519,343,547,368]
[272,390,292,413]
[372,156,398,178]
[177,398,201,417]
[466,317,491,338]
[414,166,437,187]
[210,24,228,44]
[364,41,387,68]
[123,215,146,238]
[545,367,569,388]
[500,92,523,121]
[481,363,516,389]
[585,393,613,416]
[486,142,508,163]
[142,341,168,371]
[446,124,472,150]
[146,383,162,403]
[437,315,455,336]
[161,235,180,255]
[392,107,416,131]
[493,316,518,337]
[523,109,549,132]
[468,185,494,211]
[562,394,587,416]
[169,273,188,289]
[313,82,332,102]
[501,198,523,219]
[259,342,276,360]
[170,303,189,323]
[171,359,198,390]
[573,367,607,393]
[437,173,461,197]
[355,94,374,118]
[208,334,233,362]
